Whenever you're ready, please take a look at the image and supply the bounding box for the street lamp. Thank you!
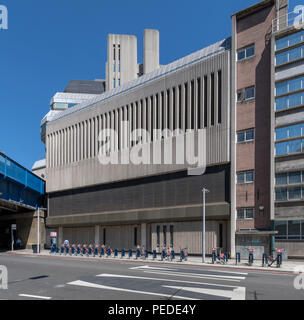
[202,187,209,263]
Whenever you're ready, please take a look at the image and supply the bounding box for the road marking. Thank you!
[19,294,52,300]
[97,273,238,288]
[130,265,248,276]
[129,265,176,271]
[67,280,197,300]
[162,285,246,300]
[143,270,245,282]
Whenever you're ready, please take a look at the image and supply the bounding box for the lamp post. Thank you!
[202,187,209,263]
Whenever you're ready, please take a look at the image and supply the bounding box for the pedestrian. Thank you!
[16,238,22,250]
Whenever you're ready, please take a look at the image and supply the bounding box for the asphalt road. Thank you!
[0,253,303,301]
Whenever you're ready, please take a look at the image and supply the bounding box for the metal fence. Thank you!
[0,152,44,194]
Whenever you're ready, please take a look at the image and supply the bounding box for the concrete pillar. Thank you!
[141,223,147,248]
[58,226,63,245]
[95,225,101,245]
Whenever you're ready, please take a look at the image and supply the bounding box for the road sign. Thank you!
[11,224,16,230]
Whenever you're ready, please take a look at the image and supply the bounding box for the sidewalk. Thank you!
[5,249,303,273]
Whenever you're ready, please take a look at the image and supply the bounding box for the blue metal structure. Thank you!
[0,151,45,208]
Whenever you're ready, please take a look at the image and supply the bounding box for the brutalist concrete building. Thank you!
[38,0,304,258]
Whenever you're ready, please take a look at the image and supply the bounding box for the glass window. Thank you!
[276,81,288,95]
[275,96,288,110]
[276,188,288,201]
[246,171,254,182]
[237,209,244,219]
[289,92,302,108]
[245,209,254,219]
[289,78,302,92]
[288,220,301,239]
[276,37,289,50]
[289,124,302,138]
[289,172,302,184]
[237,45,255,61]
[275,220,287,238]
[288,187,302,200]
[276,127,289,140]
[289,46,302,61]
[237,50,245,61]
[276,51,289,65]
[246,46,255,58]
[289,32,303,46]
[288,139,302,154]
[237,131,245,142]
[246,129,254,141]
[237,173,245,184]
[275,142,288,155]
[302,221,304,237]
[276,173,287,185]
[245,87,255,100]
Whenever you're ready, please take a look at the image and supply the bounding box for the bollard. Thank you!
[276,249,282,268]
[76,245,81,256]
[88,246,92,256]
[129,248,133,259]
[94,247,98,257]
[136,248,141,259]
[121,248,125,258]
[56,246,59,254]
[100,247,105,258]
[107,248,111,258]
[212,248,217,264]
[236,252,241,265]
[60,246,64,255]
[153,250,157,260]
[114,248,118,258]
[71,246,75,256]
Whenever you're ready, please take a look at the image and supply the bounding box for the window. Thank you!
[163,225,167,247]
[275,220,287,239]
[103,228,106,245]
[211,73,215,126]
[156,226,160,246]
[237,86,255,102]
[275,45,304,66]
[237,129,254,142]
[275,139,303,156]
[218,70,222,124]
[237,208,254,220]
[288,220,301,239]
[275,123,304,141]
[276,30,304,50]
[275,186,304,201]
[134,227,138,246]
[170,225,174,246]
[237,45,255,61]
[237,170,254,184]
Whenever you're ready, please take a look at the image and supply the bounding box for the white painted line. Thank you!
[143,271,243,282]
[129,265,176,271]
[231,287,246,300]
[67,280,197,300]
[97,273,238,288]
[163,285,246,300]
[199,268,248,276]
[19,294,52,300]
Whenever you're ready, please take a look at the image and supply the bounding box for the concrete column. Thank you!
[95,225,101,245]
[141,223,147,248]
[58,226,63,245]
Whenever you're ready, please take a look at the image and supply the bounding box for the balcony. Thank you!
[272,10,304,34]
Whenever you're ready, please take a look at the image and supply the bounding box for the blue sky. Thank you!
[0,0,301,169]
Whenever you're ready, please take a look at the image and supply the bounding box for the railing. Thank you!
[0,152,45,194]
[272,10,304,33]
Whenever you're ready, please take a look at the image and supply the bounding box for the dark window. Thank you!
[145,98,149,138]
[173,87,176,131]
[218,71,222,124]
[204,76,208,128]
[170,225,174,246]
[134,227,138,246]
[184,83,188,130]
[103,228,106,245]
[191,80,195,130]
[197,78,201,129]
[156,226,160,246]
[163,225,167,247]
[167,90,170,130]
[156,94,159,132]
[178,85,182,129]
[219,224,223,248]
[151,96,154,141]
[140,100,143,130]
[211,73,215,126]
[161,92,165,132]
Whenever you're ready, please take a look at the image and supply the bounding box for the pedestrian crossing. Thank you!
[67,265,247,300]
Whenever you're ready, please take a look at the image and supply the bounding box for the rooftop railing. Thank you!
[0,152,45,195]
[272,10,304,33]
